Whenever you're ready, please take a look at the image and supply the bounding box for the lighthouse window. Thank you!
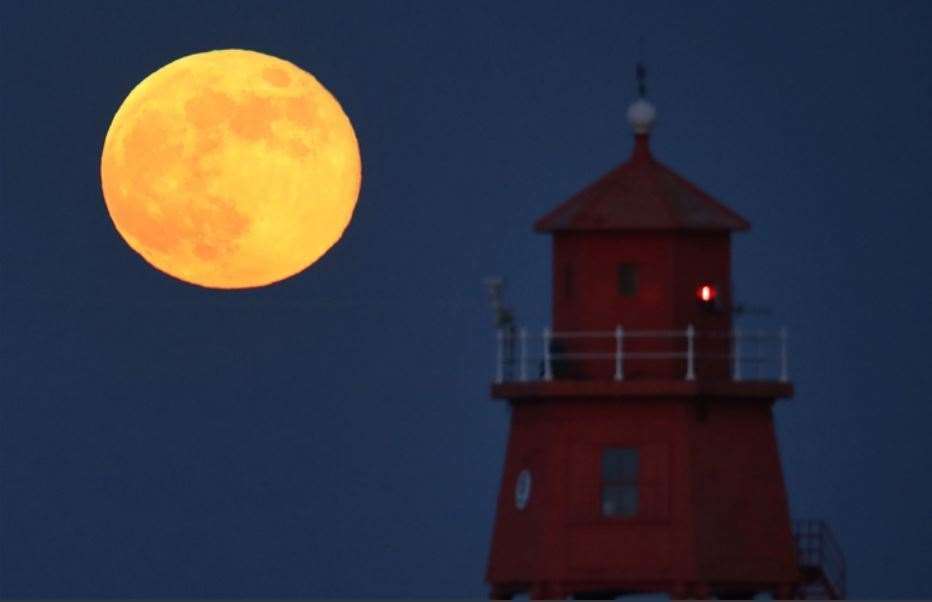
[618,264,638,297]
[602,447,639,518]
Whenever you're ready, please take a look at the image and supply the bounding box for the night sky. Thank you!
[3,1,931,597]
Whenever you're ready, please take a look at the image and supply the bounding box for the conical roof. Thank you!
[534,134,750,233]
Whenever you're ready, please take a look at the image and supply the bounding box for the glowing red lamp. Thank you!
[697,283,718,303]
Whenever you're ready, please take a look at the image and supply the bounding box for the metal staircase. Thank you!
[794,520,847,599]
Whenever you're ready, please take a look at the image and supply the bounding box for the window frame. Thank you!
[617,263,638,298]
[601,447,640,519]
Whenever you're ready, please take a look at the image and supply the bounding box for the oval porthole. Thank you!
[515,469,532,510]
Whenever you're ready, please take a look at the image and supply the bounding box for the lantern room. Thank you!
[530,96,751,382]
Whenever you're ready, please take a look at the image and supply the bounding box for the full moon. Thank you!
[101,49,361,288]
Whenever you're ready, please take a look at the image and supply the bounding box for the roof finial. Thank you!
[627,55,656,136]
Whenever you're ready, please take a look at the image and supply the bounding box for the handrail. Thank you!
[794,519,847,599]
[493,325,789,384]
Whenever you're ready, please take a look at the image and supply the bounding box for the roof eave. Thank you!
[534,222,751,234]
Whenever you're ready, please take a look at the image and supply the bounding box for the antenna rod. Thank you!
[636,62,647,98]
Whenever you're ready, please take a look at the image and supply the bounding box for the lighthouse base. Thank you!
[485,381,799,600]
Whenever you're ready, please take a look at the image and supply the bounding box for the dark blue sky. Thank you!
[2,1,931,597]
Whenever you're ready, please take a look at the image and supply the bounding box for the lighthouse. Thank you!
[485,67,845,599]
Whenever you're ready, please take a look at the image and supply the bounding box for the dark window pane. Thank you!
[602,448,639,482]
[618,264,638,297]
[602,485,638,517]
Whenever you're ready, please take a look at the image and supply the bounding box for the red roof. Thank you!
[534,135,750,232]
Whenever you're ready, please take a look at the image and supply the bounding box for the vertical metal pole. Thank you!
[780,326,789,382]
[495,329,504,384]
[685,324,696,381]
[543,327,553,381]
[733,327,742,381]
[614,326,624,381]
[519,327,528,382]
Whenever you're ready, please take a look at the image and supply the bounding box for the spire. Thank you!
[636,61,647,98]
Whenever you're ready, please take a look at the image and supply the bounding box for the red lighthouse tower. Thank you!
[485,69,845,599]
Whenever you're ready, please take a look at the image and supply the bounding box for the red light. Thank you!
[697,284,717,303]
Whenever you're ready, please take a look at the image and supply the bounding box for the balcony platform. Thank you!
[491,379,794,402]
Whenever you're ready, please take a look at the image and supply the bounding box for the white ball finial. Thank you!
[627,98,656,134]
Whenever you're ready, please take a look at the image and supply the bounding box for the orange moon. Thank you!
[100,49,361,289]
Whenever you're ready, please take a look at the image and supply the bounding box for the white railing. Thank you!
[494,325,788,384]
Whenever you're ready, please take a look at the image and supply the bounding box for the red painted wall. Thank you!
[553,232,676,333]
[550,232,733,381]
[674,233,734,380]
[486,402,562,583]
[486,396,797,596]
[688,401,798,584]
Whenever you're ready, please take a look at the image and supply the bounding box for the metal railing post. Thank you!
[495,329,504,384]
[780,326,789,382]
[543,327,553,381]
[614,325,624,381]
[519,327,528,382]
[685,324,696,381]
[733,327,742,381]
